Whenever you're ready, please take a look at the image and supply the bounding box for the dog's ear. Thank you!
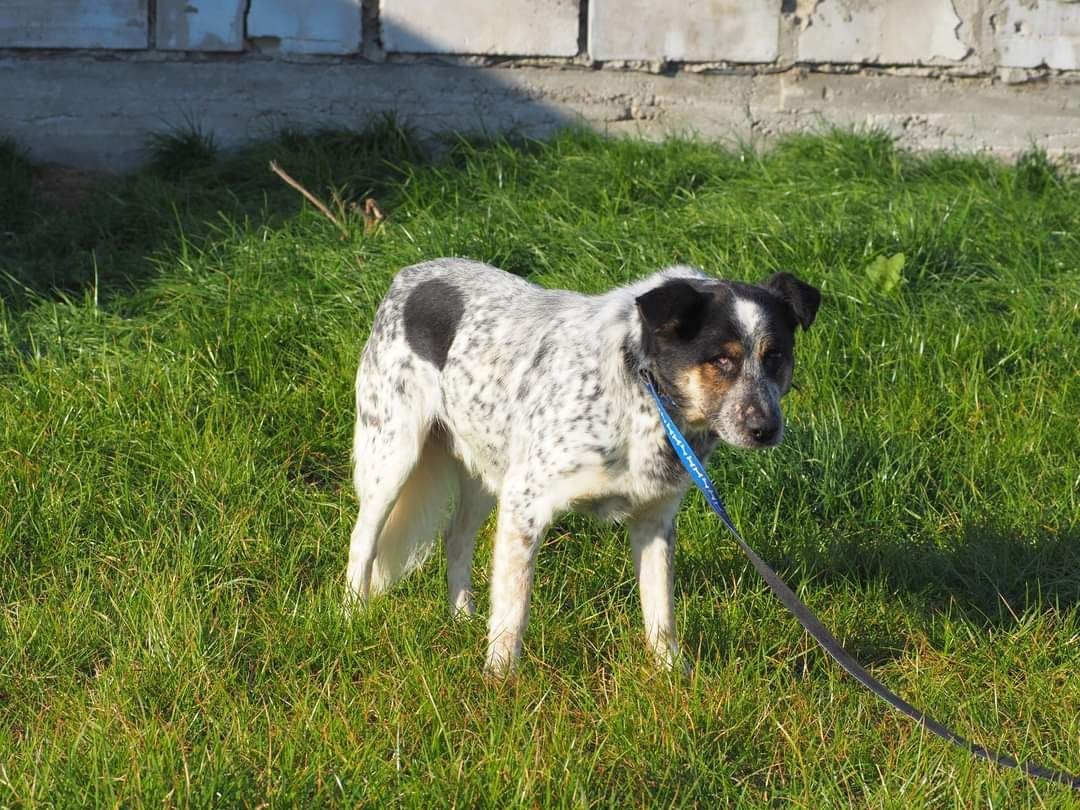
[635,280,707,341]
[763,272,821,331]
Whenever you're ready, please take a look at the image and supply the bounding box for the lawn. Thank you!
[1,123,1077,807]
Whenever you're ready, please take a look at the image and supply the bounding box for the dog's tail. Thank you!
[368,432,458,596]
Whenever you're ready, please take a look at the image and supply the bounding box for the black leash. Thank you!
[642,371,1079,790]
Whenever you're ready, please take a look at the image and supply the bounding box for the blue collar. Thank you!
[640,370,738,536]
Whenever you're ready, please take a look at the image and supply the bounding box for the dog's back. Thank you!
[358,259,696,491]
[378,259,580,486]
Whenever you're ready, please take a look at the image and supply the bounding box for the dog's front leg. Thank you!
[629,496,685,672]
[485,484,551,677]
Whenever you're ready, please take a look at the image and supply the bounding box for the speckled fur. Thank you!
[346,258,819,675]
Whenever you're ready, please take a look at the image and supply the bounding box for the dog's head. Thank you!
[636,272,821,449]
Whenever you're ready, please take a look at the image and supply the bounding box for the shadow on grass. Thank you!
[676,418,1078,667]
[680,516,1078,667]
[835,522,1078,618]
[0,115,429,313]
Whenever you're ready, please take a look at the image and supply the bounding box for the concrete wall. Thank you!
[3,0,1080,170]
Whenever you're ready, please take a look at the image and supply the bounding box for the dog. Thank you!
[346,259,820,675]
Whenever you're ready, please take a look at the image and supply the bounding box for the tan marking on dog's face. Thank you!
[677,359,738,426]
[718,340,743,362]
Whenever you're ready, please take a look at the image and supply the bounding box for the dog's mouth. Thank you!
[710,419,784,450]
[745,428,783,449]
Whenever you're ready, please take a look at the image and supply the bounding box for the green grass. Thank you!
[1,123,1078,807]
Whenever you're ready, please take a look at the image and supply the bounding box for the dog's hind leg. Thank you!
[346,345,453,607]
[345,418,420,606]
[346,479,401,607]
[346,428,457,607]
[445,469,494,616]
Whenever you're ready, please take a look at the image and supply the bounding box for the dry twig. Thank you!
[269,160,349,238]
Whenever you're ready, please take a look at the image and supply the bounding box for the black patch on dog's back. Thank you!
[404,279,464,369]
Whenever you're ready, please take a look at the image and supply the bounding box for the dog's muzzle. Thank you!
[743,407,782,447]
[712,398,784,449]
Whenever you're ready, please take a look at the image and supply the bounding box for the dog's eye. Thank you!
[763,350,785,372]
[711,354,736,374]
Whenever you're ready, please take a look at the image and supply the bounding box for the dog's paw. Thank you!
[483,644,519,680]
[342,587,368,618]
[482,663,514,683]
[653,646,692,679]
[450,592,476,618]
[674,654,692,679]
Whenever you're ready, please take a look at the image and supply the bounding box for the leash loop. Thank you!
[641,371,1079,790]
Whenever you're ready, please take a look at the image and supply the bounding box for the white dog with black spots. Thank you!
[346,258,820,675]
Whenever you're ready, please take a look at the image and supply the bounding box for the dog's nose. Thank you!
[745,409,779,444]
[750,423,779,444]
